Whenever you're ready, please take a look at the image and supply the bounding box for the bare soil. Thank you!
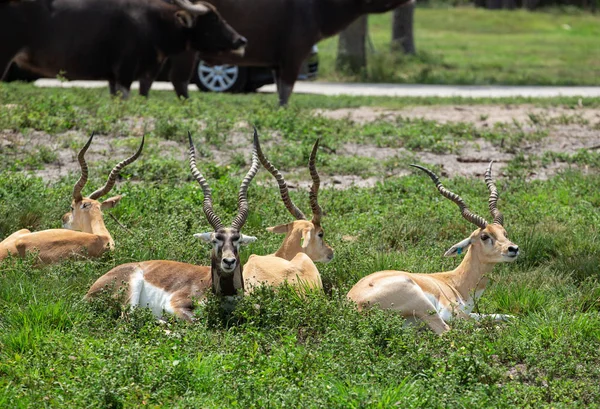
[313,105,600,187]
[2,105,599,189]
[316,105,600,127]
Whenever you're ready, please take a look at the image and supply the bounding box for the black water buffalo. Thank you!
[0,0,246,98]
[141,0,411,105]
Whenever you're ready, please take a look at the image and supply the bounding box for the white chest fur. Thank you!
[425,288,486,322]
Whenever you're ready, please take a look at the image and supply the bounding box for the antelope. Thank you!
[85,132,260,321]
[347,162,519,334]
[0,134,144,264]
[242,129,334,293]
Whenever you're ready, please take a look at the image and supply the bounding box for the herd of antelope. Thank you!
[0,129,519,334]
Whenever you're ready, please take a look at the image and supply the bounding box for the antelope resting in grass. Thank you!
[85,132,259,321]
[242,129,334,293]
[0,133,144,264]
[347,162,519,334]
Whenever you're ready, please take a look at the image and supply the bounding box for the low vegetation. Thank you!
[1,85,599,407]
[318,7,600,85]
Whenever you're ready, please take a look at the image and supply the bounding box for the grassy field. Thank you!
[317,7,600,85]
[1,84,600,407]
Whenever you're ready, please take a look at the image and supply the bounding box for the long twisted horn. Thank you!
[484,161,504,226]
[411,164,488,229]
[188,132,223,231]
[171,0,211,14]
[308,139,323,226]
[253,127,307,220]
[72,133,94,202]
[231,139,260,231]
[88,136,145,200]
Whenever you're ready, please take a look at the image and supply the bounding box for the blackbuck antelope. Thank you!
[85,132,260,321]
[347,162,519,334]
[0,134,144,264]
[242,130,334,292]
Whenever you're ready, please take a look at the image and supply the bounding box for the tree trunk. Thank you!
[502,0,517,9]
[336,16,367,75]
[522,0,541,9]
[391,0,416,55]
[486,0,503,9]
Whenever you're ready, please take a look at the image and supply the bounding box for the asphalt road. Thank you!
[34,79,600,98]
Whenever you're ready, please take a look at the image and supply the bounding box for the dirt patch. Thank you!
[1,130,187,180]
[316,105,600,128]
[311,104,600,186]
[2,105,598,189]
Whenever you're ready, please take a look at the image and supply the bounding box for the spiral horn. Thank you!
[72,133,94,202]
[411,164,488,229]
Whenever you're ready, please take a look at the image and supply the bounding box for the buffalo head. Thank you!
[172,0,246,57]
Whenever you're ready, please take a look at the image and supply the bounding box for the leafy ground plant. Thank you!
[1,87,599,407]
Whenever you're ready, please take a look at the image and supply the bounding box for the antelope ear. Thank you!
[193,232,213,243]
[240,235,257,245]
[101,195,123,210]
[175,10,194,28]
[444,237,472,257]
[301,228,312,249]
[266,223,288,234]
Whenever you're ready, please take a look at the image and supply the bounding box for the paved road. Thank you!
[34,79,600,98]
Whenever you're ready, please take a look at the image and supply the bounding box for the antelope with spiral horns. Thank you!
[242,129,334,293]
[347,162,519,334]
[0,133,144,264]
[85,132,260,321]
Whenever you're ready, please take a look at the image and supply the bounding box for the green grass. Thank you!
[1,87,600,407]
[1,170,599,407]
[317,7,600,85]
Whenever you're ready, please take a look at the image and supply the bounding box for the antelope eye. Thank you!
[318,232,324,238]
[481,234,490,241]
[70,206,74,211]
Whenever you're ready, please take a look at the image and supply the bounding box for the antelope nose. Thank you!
[223,257,236,267]
[508,245,519,255]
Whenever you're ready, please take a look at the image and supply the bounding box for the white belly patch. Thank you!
[129,268,174,317]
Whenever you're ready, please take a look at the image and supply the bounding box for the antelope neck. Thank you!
[273,227,304,261]
[211,257,244,296]
[88,209,114,248]
[447,248,495,300]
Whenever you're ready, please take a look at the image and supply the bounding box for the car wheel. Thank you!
[194,61,247,93]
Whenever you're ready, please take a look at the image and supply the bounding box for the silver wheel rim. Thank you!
[197,62,239,92]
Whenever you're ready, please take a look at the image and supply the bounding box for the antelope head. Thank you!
[188,132,259,296]
[411,162,519,264]
[253,129,334,263]
[62,134,144,245]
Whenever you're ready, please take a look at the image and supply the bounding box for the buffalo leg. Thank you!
[168,52,197,99]
[114,72,134,99]
[274,62,301,107]
[138,78,153,97]
[115,83,131,99]
[108,79,117,96]
[109,79,131,99]
[138,62,163,97]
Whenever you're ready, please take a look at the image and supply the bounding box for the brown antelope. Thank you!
[242,129,334,293]
[347,162,519,334]
[0,134,144,264]
[85,132,260,321]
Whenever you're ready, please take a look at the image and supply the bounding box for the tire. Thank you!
[193,61,248,93]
